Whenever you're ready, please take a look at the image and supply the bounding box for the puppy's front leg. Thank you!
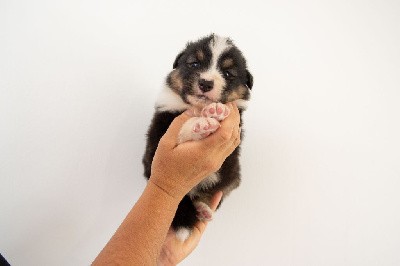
[201,102,231,121]
[178,117,220,143]
[178,103,231,143]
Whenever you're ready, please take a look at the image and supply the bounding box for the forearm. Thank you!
[93,180,182,265]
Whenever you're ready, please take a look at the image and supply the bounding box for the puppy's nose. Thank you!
[198,79,214,92]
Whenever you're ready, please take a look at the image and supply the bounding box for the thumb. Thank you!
[160,111,193,148]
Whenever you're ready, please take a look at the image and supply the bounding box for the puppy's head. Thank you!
[166,34,253,109]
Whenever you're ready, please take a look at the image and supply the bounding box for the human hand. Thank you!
[157,191,223,266]
[149,103,241,199]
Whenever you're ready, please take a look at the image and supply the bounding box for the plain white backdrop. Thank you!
[1,0,400,265]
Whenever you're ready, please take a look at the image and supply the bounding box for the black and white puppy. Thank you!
[143,34,253,240]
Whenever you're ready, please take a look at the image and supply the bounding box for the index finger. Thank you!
[159,111,193,148]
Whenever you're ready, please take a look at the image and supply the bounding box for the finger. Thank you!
[226,101,240,119]
[183,192,223,253]
[206,107,241,155]
[191,192,223,234]
[196,104,240,150]
[159,111,192,148]
[209,191,223,211]
[218,102,240,137]
[222,121,241,156]
[223,133,241,158]
[184,107,201,117]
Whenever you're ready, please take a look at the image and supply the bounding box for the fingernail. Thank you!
[184,109,194,116]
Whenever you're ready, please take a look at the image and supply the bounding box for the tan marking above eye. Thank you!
[196,50,205,61]
[225,69,238,77]
[222,58,234,68]
[226,85,247,102]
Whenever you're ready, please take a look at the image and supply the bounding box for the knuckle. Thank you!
[235,137,241,146]
[235,139,242,147]
[205,159,220,172]
[211,162,222,172]
[218,129,231,142]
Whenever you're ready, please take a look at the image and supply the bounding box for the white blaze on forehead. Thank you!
[198,35,232,101]
[209,35,232,70]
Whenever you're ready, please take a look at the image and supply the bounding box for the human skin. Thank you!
[157,191,223,265]
[92,102,241,265]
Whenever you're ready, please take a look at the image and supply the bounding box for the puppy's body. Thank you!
[143,34,253,239]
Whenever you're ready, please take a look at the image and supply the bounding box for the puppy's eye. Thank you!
[188,62,200,68]
[224,70,235,78]
[223,68,238,79]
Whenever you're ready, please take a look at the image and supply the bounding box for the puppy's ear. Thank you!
[246,70,253,89]
[173,52,185,69]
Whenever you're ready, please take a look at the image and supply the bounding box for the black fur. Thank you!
[143,34,252,232]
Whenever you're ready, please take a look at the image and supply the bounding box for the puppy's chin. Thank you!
[184,83,223,108]
[186,95,214,108]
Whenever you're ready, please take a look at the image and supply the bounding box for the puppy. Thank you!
[143,34,253,240]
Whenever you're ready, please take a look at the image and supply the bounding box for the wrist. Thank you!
[148,176,186,202]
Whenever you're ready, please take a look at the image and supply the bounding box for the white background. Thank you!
[1,0,400,265]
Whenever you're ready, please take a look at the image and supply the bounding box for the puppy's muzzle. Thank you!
[198,79,214,93]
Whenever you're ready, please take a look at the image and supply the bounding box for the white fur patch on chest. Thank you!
[155,85,189,112]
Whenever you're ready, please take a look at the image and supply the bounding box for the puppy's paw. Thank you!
[194,201,213,221]
[201,102,230,121]
[175,227,191,242]
[178,117,220,143]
